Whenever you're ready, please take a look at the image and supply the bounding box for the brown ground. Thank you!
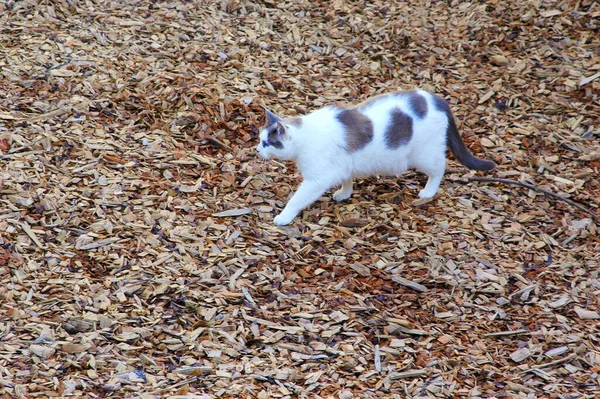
[1,1,599,398]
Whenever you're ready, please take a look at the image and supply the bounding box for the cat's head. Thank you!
[256,107,301,160]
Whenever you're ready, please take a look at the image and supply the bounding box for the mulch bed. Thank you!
[1,0,599,398]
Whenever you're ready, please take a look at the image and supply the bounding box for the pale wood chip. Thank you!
[349,262,371,277]
[510,347,532,363]
[574,306,600,320]
[388,370,429,380]
[392,275,428,292]
[212,208,253,217]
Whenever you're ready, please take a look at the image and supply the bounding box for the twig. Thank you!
[468,177,599,221]
[522,353,577,373]
[483,329,530,338]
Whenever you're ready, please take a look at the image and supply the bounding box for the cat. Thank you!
[256,89,496,226]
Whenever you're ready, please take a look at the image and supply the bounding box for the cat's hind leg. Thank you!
[419,173,443,198]
[332,179,353,202]
[414,158,446,199]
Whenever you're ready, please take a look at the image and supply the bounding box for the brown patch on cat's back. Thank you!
[385,108,413,149]
[406,90,428,118]
[337,108,374,153]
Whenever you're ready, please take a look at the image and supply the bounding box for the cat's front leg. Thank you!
[274,179,331,225]
[332,179,353,201]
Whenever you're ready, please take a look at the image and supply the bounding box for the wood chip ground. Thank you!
[1,1,599,398]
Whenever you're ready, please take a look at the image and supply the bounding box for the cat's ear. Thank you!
[276,121,287,136]
[263,106,281,126]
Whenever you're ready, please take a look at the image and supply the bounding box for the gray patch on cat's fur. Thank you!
[407,91,428,118]
[264,119,300,149]
[385,108,413,149]
[337,109,374,152]
[267,124,285,149]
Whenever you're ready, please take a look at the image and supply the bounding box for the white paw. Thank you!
[274,214,294,226]
[332,189,352,202]
[418,189,437,199]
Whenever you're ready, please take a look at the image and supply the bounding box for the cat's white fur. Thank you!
[257,90,495,225]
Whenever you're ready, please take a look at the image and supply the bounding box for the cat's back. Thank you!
[303,104,343,124]
[357,90,447,142]
[357,89,438,119]
[299,105,350,144]
[297,90,448,155]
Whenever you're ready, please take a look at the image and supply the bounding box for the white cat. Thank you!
[257,90,496,226]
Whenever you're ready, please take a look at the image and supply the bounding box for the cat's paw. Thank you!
[274,214,294,226]
[418,189,437,199]
[332,189,352,202]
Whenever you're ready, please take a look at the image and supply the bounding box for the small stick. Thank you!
[468,177,599,222]
[522,353,577,373]
[483,329,530,338]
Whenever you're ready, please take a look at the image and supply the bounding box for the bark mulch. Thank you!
[1,0,599,398]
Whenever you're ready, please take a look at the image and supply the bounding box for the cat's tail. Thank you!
[446,116,496,171]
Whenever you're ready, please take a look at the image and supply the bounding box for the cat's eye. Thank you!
[262,140,270,147]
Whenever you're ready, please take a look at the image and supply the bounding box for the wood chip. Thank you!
[388,370,429,380]
[12,221,45,248]
[545,346,569,357]
[478,90,495,104]
[212,208,253,217]
[574,306,600,320]
[374,345,381,372]
[392,276,428,292]
[341,218,369,227]
[524,353,578,371]
[579,71,600,86]
[29,345,55,359]
[510,347,532,363]
[349,262,371,277]
[490,54,509,66]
